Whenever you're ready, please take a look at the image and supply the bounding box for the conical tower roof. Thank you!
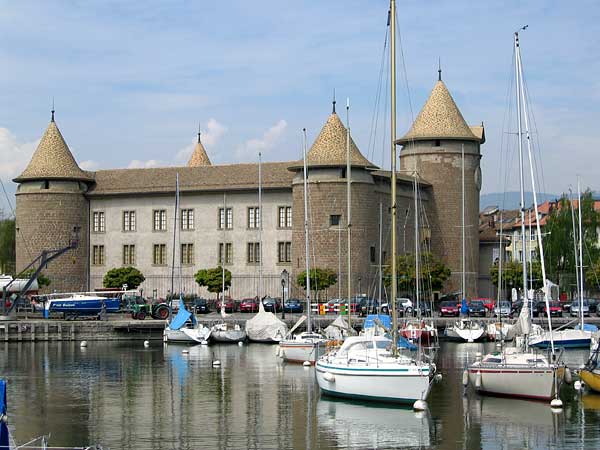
[397,80,480,143]
[187,132,212,167]
[14,118,93,183]
[291,112,376,170]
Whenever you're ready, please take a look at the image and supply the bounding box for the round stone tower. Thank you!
[289,103,379,299]
[397,76,485,298]
[14,113,93,292]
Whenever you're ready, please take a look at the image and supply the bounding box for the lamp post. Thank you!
[281,269,288,319]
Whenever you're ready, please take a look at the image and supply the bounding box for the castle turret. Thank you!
[187,127,212,167]
[289,103,379,299]
[397,75,485,298]
[14,113,92,292]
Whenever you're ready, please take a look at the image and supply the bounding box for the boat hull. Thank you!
[468,365,557,400]
[529,329,592,349]
[164,326,211,344]
[279,341,325,364]
[445,325,486,342]
[401,324,437,345]
[212,329,247,343]
[316,362,431,404]
[580,369,600,393]
[44,297,120,318]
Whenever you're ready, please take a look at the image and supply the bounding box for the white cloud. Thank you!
[174,118,227,164]
[0,127,39,180]
[127,159,162,169]
[235,119,287,159]
[79,160,100,171]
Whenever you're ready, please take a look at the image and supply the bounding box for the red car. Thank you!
[543,301,563,317]
[216,298,236,313]
[239,297,259,313]
[473,298,495,312]
[439,300,459,317]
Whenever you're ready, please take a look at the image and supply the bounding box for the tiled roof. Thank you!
[14,120,93,183]
[87,162,294,196]
[187,137,211,167]
[397,80,481,143]
[290,112,376,170]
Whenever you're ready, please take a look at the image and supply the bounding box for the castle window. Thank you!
[247,242,260,264]
[123,245,135,265]
[219,242,233,265]
[42,180,49,190]
[181,243,194,265]
[93,211,105,233]
[370,246,376,263]
[278,206,292,228]
[153,210,167,231]
[341,168,347,179]
[278,242,292,263]
[123,211,136,232]
[330,215,341,227]
[247,207,260,229]
[434,140,441,147]
[218,208,233,229]
[153,244,167,265]
[92,245,105,266]
[181,209,194,230]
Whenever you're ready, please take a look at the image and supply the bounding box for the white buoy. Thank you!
[143,340,150,347]
[80,341,87,348]
[303,361,311,367]
[564,367,573,384]
[462,370,469,387]
[475,371,482,389]
[201,340,209,345]
[550,398,563,408]
[413,400,427,411]
[182,349,189,354]
[212,360,221,367]
[323,372,335,382]
[574,380,583,391]
[238,341,244,347]
[435,373,443,382]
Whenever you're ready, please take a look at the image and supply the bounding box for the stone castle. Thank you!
[14,76,485,300]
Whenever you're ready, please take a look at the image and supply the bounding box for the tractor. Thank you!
[124,294,170,320]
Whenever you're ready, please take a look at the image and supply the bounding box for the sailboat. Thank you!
[246,153,288,343]
[444,145,485,343]
[316,0,435,406]
[466,29,565,404]
[580,339,600,393]
[529,182,596,348]
[211,194,247,343]
[278,129,328,364]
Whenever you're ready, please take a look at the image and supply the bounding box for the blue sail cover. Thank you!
[397,336,418,351]
[576,323,599,332]
[364,314,391,329]
[460,299,469,315]
[0,379,8,450]
[168,298,196,330]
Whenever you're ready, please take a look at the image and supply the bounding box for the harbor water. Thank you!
[1,341,599,449]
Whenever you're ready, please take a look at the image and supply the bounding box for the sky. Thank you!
[0,0,599,216]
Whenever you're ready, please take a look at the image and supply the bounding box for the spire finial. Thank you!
[197,122,202,143]
[438,57,442,81]
[51,97,55,122]
[332,88,336,114]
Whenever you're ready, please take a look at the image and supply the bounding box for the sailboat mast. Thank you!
[222,192,227,302]
[378,202,383,304]
[461,144,466,300]
[346,99,352,329]
[578,179,584,330]
[569,188,580,315]
[516,29,554,353]
[170,173,179,301]
[390,0,398,339]
[302,129,312,333]
[514,32,529,312]
[414,173,419,313]
[258,152,263,300]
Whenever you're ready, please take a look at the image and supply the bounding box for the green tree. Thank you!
[383,252,451,293]
[194,267,232,298]
[0,218,15,274]
[490,260,543,299]
[297,268,337,300]
[103,266,145,289]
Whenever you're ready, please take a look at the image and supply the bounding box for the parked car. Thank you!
[588,298,598,314]
[283,298,304,313]
[473,298,495,312]
[412,302,432,317]
[494,301,512,317]
[439,300,459,317]
[191,298,210,314]
[532,301,547,317]
[511,300,523,316]
[239,297,259,313]
[468,300,487,317]
[544,301,563,317]
[358,298,380,317]
[570,300,590,317]
[262,297,281,313]
[216,298,236,313]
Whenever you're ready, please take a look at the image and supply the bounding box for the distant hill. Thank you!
[480,192,558,211]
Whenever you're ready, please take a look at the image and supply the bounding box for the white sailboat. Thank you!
[246,153,288,343]
[444,145,485,343]
[467,29,564,404]
[316,0,435,407]
[278,129,328,364]
[529,181,594,349]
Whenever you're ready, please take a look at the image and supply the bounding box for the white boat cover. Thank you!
[324,316,356,340]
[246,302,287,342]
